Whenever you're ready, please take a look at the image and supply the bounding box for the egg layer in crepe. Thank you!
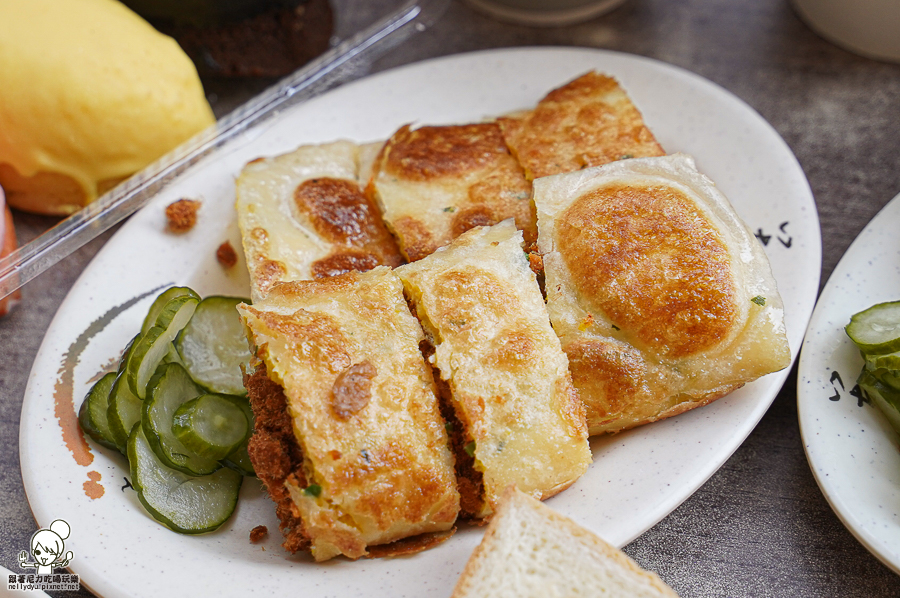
[396,220,590,518]
[238,267,460,561]
[369,123,536,260]
[533,154,790,435]
[498,71,666,181]
[236,140,402,301]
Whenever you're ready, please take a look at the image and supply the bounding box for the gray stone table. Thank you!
[1,0,899,596]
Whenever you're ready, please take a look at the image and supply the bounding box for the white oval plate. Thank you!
[21,48,820,598]
[798,191,900,574]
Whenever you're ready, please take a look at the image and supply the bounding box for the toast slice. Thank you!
[395,220,590,519]
[451,487,679,598]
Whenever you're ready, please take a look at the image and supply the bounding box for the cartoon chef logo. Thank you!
[18,519,74,575]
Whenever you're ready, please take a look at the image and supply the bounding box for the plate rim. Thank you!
[798,190,900,575]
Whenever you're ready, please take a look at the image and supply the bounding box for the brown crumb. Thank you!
[250,525,269,543]
[166,199,201,233]
[216,241,238,269]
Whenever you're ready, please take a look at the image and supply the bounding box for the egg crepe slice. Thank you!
[238,267,460,561]
[396,220,591,518]
[236,140,402,302]
[534,154,790,435]
[369,123,536,261]
[498,71,666,181]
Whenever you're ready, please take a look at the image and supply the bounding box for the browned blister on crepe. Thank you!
[498,71,666,181]
[369,123,536,260]
[238,267,460,561]
[236,140,402,302]
[534,154,790,435]
[396,220,590,518]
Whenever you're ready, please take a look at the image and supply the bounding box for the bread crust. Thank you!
[451,487,680,598]
[0,163,124,215]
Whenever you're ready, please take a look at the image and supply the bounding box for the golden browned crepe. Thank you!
[369,123,536,261]
[533,154,790,435]
[396,220,591,518]
[236,140,402,301]
[498,71,666,181]
[238,267,460,561]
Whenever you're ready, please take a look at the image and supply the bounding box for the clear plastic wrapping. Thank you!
[0,0,448,298]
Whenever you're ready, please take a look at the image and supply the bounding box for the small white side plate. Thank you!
[799,191,900,573]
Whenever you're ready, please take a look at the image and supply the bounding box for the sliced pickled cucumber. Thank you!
[175,296,252,396]
[173,394,249,460]
[107,372,143,454]
[163,343,184,366]
[128,295,199,398]
[868,367,900,392]
[219,395,255,476]
[78,372,118,451]
[128,423,242,534]
[222,443,255,477]
[143,362,221,476]
[846,300,900,355]
[858,370,900,435]
[864,349,900,380]
[141,286,201,335]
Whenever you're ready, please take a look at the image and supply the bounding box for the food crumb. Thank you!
[217,241,238,269]
[165,198,201,233]
[250,525,268,543]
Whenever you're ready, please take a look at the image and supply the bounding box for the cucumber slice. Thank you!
[163,343,184,366]
[176,296,252,396]
[78,372,118,451]
[222,443,255,477]
[143,362,221,476]
[128,295,199,398]
[858,370,900,435]
[868,367,900,392]
[846,300,900,354]
[865,349,900,381]
[128,423,242,534]
[173,394,249,460]
[141,286,201,335]
[219,395,256,476]
[107,372,143,454]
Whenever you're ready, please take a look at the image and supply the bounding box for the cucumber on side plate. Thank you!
[847,299,900,435]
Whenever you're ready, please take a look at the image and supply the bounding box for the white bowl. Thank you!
[792,0,900,63]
